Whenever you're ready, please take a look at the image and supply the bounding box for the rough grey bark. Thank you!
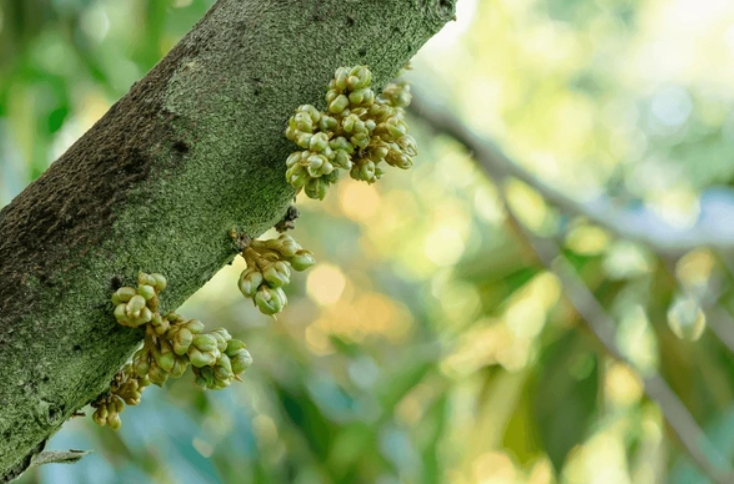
[0,0,454,480]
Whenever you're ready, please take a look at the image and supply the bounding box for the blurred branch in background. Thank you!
[409,89,734,257]
[411,89,734,484]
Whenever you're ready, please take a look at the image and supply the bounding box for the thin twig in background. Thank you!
[408,89,734,256]
[411,90,734,484]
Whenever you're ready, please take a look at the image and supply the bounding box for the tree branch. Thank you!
[409,89,734,256]
[412,90,734,483]
[0,1,455,479]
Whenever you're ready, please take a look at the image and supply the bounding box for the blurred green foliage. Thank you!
[4,0,734,483]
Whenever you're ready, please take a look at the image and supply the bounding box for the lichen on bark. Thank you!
[0,0,455,480]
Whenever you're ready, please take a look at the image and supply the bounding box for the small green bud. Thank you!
[263,262,291,288]
[333,150,352,170]
[112,287,137,305]
[255,286,287,315]
[139,273,158,288]
[170,356,189,378]
[330,136,354,153]
[211,332,229,353]
[151,273,167,292]
[193,334,218,353]
[309,132,330,152]
[188,348,217,368]
[138,284,156,301]
[225,339,247,356]
[328,94,350,114]
[286,164,309,189]
[296,132,313,149]
[173,327,194,355]
[148,362,169,387]
[396,135,418,157]
[347,66,372,90]
[211,327,232,343]
[238,268,264,298]
[305,178,327,200]
[349,88,374,106]
[290,250,316,271]
[230,349,253,374]
[185,319,206,334]
[319,115,338,132]
[126,295,147,316]
[114,304,127,322]
[134,352,151,378]
[333,67,349,91]
[154,340,175,372]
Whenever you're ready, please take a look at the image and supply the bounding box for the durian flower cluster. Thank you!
[237,234,315,315]
[285,66,417,199]
[93,272,253,429]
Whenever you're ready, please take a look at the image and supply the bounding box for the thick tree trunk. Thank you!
[0,0,454,479]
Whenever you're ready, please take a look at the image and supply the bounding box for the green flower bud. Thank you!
[360,160,377,181]
[114,304,127,322]
[185,319,205,334]
[305,177,328,200]
[333,150,352,170]
[134,351,151,378]
[151,313,170,335]
[192,334,218,353]
[130,307,153,328]
[328,94,350,114]
[286,164,309,189]
[293,111,315,133]
[107,413,122,431]
[154,340,175,372]
[238,267,264,298]
[230,349,253,374]
[319,115,338,132]
[333,67,349,91]
[309,132,330,152]
[148,362,169,387]
[296,132,313,149]
[225,339,247,356]
[387,152,413,170]
[330,136,354,153]
[112,287,137,305]
[306,154,328,177]
[173,327,193,355]
[267,234,301,258]
[170,356,189,378]
[211,332,228,353]
[396,135,418,157]
[151,273,167,292]
[263,261,291,288]
[347,66,372,90]
[349,88,375,107]
[137,284,156,301]
[290,250,316,271]
[286,152,302,168]
[216,353,233,375]
[211,327,232,343]
[138,272,157,287]
[324,169,340,184]
[255,286,287,315]
[188,348,217,368]
[126,295,147,317]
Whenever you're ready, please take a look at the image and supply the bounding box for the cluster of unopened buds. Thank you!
[285,65,417,199]
[237,234,316,315]
[92,273,253,429]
